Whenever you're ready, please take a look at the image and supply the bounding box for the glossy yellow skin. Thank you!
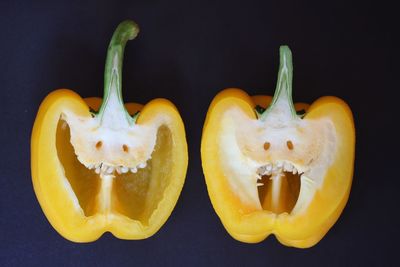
[201,88,355,248]
[31,89,188,242]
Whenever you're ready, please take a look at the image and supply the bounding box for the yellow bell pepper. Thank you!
[201,46,355,248]
[31,20,188,242]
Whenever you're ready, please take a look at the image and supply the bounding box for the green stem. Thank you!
[260,45,298,120]
[97,20,140,124]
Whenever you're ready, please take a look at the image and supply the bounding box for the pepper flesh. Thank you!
[31,20,188,242]
[201,46,354,248]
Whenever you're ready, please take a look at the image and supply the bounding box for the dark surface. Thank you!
[0,0,397,266]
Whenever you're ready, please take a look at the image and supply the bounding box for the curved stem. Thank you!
[260,46,298,120]
[97,20,139,124]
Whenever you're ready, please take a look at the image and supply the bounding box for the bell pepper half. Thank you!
[31,20,188,242]
[201,46,355,248]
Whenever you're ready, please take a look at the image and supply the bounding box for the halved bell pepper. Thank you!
[201,46,355,248]
[31,20,188,242]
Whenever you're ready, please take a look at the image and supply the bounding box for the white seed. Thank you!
[121,166,129,173]
[257,182,263,187]
[130,167,137,173]
[292,168,297,174]
[107,166,114,174]
[95,167,100,174]
[257,166,265,175]
[266,164,272,171]
[101,164,107,172]
[116,167,122,174]
[138,162,147,169]
[284,162,293,172]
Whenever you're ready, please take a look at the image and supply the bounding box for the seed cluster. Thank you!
[257,161,299,177]
[86,161,148,175]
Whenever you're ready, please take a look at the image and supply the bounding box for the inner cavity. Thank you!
[257,163,301,214]
[113,125,173,225]
[56,117,173,225]
[56,120,100,216]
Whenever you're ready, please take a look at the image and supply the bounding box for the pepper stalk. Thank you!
[97,20,140,126]
[259,46,299,121]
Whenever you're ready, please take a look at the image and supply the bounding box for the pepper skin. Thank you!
[201,46,355,248]
[31,20,188,242]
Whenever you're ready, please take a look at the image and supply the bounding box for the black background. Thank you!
[1,0,398,266]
